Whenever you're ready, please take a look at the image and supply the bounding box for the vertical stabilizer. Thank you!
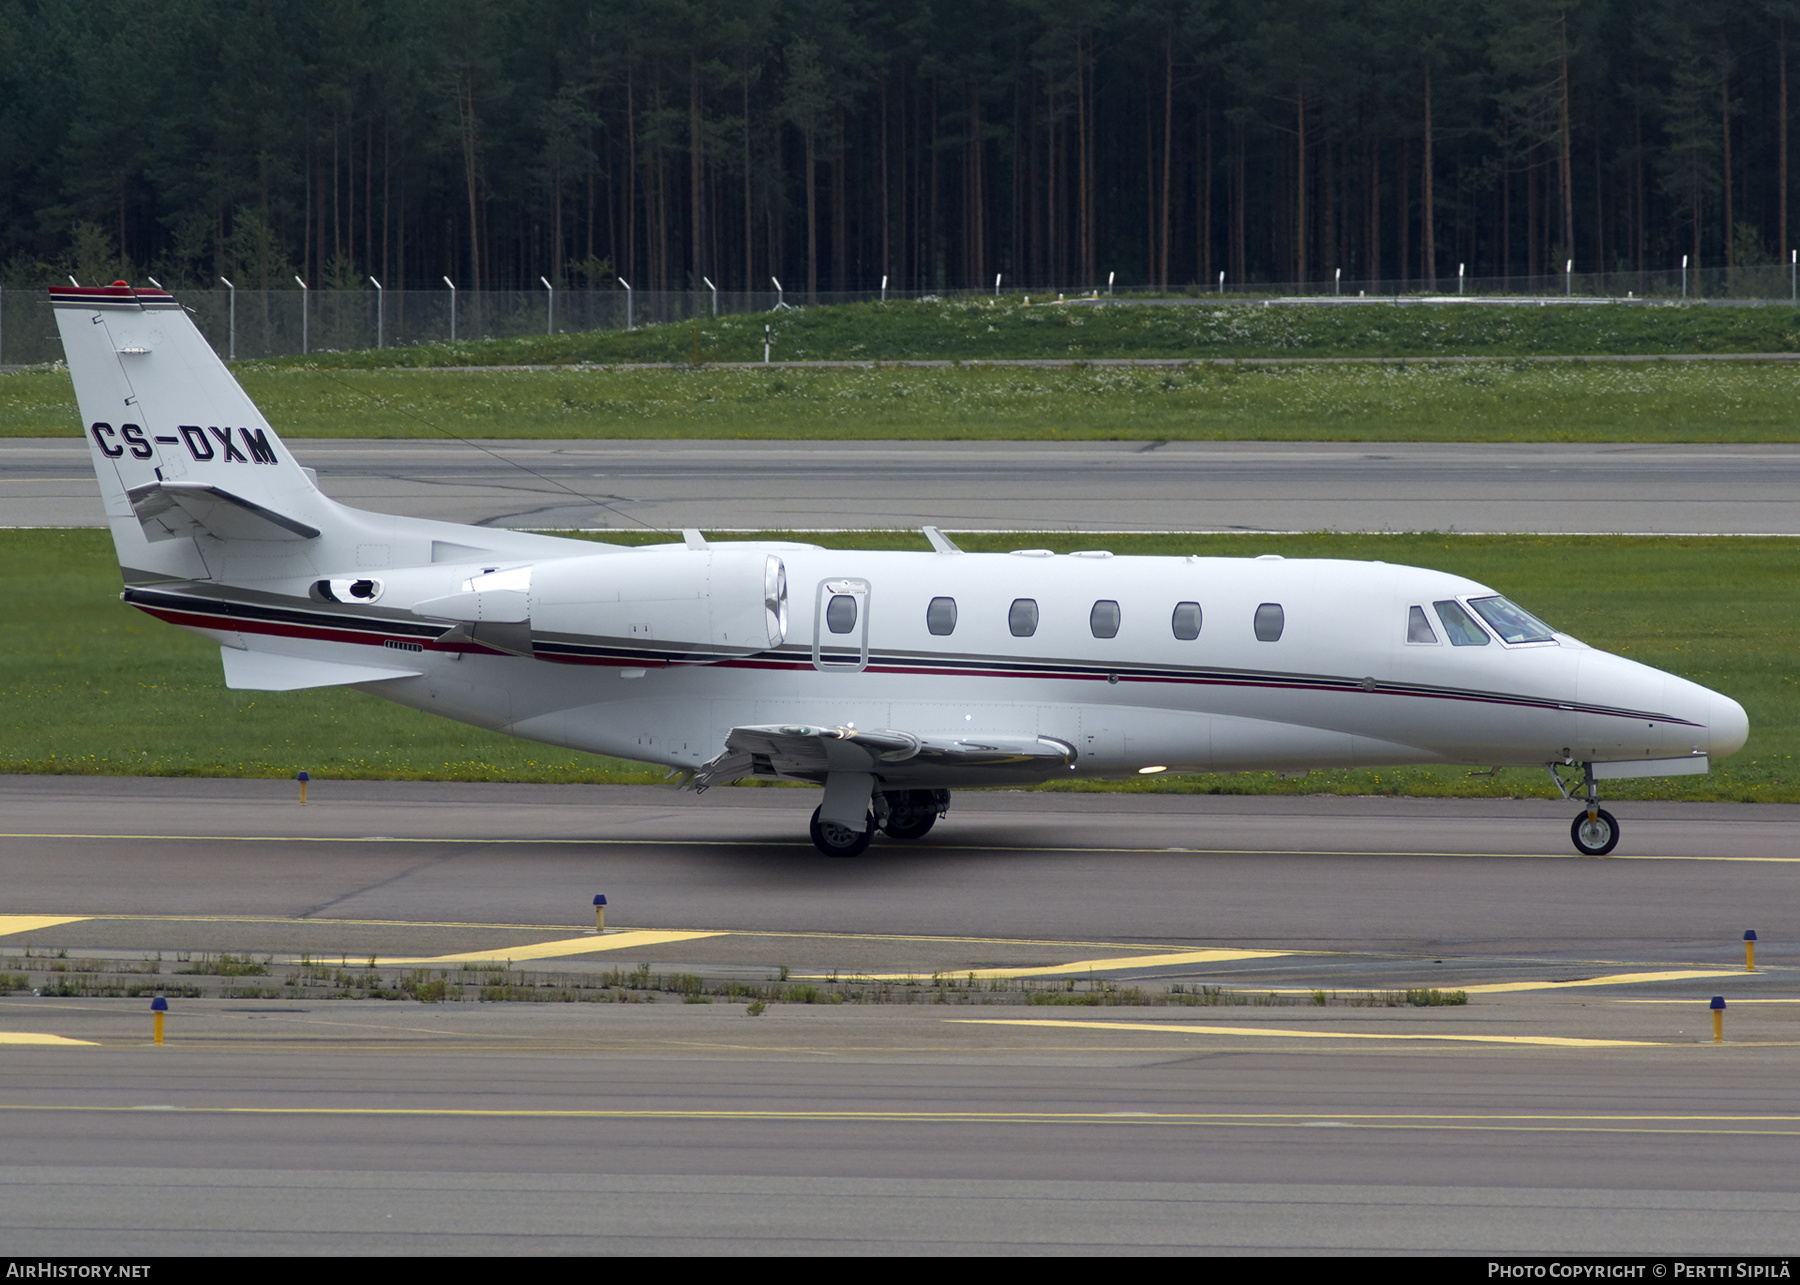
[51,283,325,581]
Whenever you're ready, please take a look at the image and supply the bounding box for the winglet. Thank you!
[922,526,962,554]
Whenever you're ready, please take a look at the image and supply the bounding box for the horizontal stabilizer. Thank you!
[128,481,320,544]
[221,647,422,691]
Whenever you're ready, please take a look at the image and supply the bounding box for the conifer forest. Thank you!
[4,0,1797,295]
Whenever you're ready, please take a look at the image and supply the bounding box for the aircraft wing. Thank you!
[689,724,1076,792]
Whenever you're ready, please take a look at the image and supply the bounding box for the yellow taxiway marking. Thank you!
[954,1018,1657,1048]
[0,914,1224,957]
[0,915,90,938]
[8,832,1800,863]
[387,929,722,965]
[1458,969,1752,994]
[3,1104,1798,1134]
[0,1033,94,1046]
[0,912,1312,959]
[855,948,1291,982]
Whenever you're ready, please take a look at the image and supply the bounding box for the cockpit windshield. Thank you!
[1466,595,1558,644]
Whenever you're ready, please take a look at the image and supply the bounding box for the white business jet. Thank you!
[55,283,1748,857]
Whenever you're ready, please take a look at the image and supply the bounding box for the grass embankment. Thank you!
[264,297,1800,366]
[10,299,1800,440]
[8,357,1800,442]
[7,528,1793,802]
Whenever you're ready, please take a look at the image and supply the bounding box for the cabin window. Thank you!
[1434,599,1491,646]
[927,596,958,636]
[1090,600,1121,639]
[1253,603,1284,642]
[1407,605,1439,644]
[826,594,859,634]
[1171,602,1202,640]
[1467,595,1557,644]
[1009,598,1039,637]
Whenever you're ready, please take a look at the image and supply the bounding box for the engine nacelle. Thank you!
[410,546,787,663]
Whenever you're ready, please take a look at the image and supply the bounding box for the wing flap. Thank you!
[689,724,1076,791]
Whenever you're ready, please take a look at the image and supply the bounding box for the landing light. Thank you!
[1138,766,1167,775]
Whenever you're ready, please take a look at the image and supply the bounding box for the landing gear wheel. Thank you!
[880,789,939,841]
[1571,808,1620,856]
[810,805,874,858]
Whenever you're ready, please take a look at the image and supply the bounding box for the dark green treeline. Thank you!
[3,0,1795,293]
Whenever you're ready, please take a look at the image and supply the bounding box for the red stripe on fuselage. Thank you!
[134,599,1697,727]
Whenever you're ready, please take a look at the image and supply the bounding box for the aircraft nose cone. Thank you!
[1709,691,1750,759]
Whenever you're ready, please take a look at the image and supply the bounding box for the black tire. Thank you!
[880,789,939,841]
[810,804,874,858]
[1570,807,1620,856]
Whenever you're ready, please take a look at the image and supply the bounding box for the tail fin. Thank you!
[52,283,326,582]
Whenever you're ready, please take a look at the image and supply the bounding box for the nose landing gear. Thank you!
[1571,806,1620,857]
[1549,762,1621,856]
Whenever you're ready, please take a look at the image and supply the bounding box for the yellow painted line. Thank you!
[0,912,1319,958]
[855,948,1291,982]
[1459,969,1748,994]
[953,1018,1658,1048]
[0,1033,95,1046]
[388,929,721,964]
[3,1104,1798,1134]
[0,915,90,938]
[6,833,1800,863]
[44,918,1231,952]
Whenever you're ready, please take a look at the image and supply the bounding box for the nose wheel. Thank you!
[1571,807,1620,856]
[1550,762,1622,856]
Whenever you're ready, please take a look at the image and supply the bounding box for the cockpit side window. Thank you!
[1434,599,1490,646]
[1406,605,1439,644]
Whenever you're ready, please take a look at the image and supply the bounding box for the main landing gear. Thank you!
[809,789,952,857]
[880,789,949,841]
[1549,762,1620,857]
[809,805,875,858]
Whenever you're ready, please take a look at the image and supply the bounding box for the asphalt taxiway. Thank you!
[9,438,1800,535]
[2,777,1795,1253]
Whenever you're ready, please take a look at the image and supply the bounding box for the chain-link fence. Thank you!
[1198,262,1800,303]
[5,262,1798,367]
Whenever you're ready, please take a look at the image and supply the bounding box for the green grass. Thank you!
[10,357,1800,441]
[6,527,1795,801]
[260,297,1800,367]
